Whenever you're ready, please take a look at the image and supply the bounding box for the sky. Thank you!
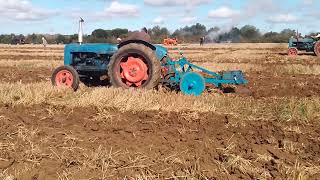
[0,0,319,35]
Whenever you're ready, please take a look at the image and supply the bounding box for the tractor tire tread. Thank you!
[315,41,320,57]
[108,43,161,89]
[51,65,80,91]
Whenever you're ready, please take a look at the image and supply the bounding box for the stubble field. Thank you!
[0,43,319,180]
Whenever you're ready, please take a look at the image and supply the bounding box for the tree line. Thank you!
[0,23,318,44]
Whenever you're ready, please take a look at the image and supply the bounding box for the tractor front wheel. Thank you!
[314,41,320,56]
[288,47,298,56]
[108,43,161,89]
[51,66,80,91]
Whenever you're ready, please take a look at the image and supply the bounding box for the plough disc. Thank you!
[180,72,205,96]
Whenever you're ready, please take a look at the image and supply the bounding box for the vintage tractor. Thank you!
[288,35,320,56]
[163,38,178,46]
[52,19,247,96]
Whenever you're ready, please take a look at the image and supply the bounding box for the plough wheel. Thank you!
[288,47,298,56]
[51,65,80,91]
[314,41,320,56]
[180,72,205,96]
[108,43,161,89]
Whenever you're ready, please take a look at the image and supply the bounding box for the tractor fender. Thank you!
[118,40,156,51]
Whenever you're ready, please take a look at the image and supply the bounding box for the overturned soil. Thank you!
[245,72,320,98]
[0,105,319,179]
[0,67,51,83]
[0,55,62,61]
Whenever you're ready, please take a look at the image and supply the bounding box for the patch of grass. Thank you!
[275,98,320,122]
[288,161,320,180]
[279,64,320,75]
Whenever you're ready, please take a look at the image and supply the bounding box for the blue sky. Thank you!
[0,0,319,35]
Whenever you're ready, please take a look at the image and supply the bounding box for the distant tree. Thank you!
[172,23,207,43]
[111,28,128,38]
[208,26,220,33]
[216,27,241,43]
[240,25,261,42]
[92,29,110,39]
[185,23,207,36]
[0,34,12,44]
[279,29,296,41]
[261,31,279,43]
[56,34,67,44]
[27,33,38,44]
[259,29,296,43]
[67,34,79,43]
[149,26,170,43]
[0,24,309,44]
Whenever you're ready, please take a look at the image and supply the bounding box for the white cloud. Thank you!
[105,1,139,16]
[208,7,240,19]
[308,11,320,18]
[302,0,315,5]
[0,0,58,21]
[152,17,164,24]
[267,14,299,23]
[180,16,197,24]
[0,0,29,10]
[144,0,211,7]
[65,1,139,21]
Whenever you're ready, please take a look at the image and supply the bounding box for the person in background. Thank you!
[200,37,205,46]
[42,37,48,49]
[117,37,122,44]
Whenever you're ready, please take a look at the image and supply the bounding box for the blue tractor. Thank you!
[288,35,320,56]
[52,19,247,96]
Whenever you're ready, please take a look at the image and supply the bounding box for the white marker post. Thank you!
[78,17,84,45]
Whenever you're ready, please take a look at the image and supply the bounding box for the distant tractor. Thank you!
[288,35,320,56]
[11,35,26,45]
[163,38,178,46]
[51,19,247,96]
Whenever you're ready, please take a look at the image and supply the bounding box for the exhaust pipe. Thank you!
[78,17,84,45]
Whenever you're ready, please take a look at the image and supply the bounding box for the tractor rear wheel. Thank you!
[288,47,298,56]
[108,43,161,89]
[51,65,80,91]
[314,41,320,56]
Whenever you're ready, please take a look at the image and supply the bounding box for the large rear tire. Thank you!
[314,41,320,56]
[51,65,80,91]
[108,43,161,89]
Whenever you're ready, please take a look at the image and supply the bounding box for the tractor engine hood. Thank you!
[64,43,118,65]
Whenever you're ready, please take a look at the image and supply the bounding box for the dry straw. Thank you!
[0,82,319,122]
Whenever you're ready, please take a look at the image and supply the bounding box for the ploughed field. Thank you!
[0,44,319,179]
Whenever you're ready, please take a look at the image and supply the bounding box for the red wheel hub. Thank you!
[55,70,74,87]
[120,56,149,87]
[288,48,298,56]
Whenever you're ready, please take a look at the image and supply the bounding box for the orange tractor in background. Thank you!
[163,38,178,46]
